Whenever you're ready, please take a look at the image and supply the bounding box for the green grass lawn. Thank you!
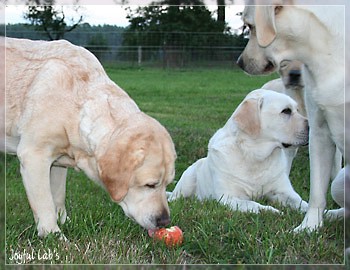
[5,67,344,265]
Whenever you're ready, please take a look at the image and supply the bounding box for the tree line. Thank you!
[4,1,247,47]
[3,1,247,67]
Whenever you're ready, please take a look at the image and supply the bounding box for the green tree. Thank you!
[217,0,225,24]
[124,1,228,47]
[24,0,83,40]
[122,1,246,67]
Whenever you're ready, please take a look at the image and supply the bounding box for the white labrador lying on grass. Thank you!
[168,89,308,213]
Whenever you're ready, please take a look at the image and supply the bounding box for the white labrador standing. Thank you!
[237,2,345,231]
[262,60,342,179]
[168,89,308,213]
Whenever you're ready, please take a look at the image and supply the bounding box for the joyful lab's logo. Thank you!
[8,248,60,264]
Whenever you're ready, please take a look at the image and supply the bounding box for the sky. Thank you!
[3,2,245,31]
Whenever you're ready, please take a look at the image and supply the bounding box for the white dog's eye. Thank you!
[281,108,292,115]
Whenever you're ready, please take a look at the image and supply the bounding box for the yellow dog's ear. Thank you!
[255,5,277,47]
[233,98,263,137]
[98,134,147,202]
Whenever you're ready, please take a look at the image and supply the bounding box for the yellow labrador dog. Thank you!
[237,3,345,232]
[262,60,305,116]
[5,37,177,237]
[262,60,305,176]
[168,89,309,213]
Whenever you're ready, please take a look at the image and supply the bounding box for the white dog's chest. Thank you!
[303,59,344,105]
[236,169,284,199]
[211,149,286,200]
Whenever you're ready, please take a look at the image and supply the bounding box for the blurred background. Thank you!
[2,0,247,69]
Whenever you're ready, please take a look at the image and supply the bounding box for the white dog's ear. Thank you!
[255,4,284,47]
[233,98,262,137]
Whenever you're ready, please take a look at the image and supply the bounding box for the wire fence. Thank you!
[4,28,246,69]
[96,45,244,68]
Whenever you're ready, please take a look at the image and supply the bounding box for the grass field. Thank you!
[5,67,345,265]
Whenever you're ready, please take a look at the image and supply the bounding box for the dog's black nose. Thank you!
[156,211,170,227]
[288,69,301,85]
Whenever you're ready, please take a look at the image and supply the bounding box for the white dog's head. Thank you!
[233,89,309,148]
[237,3,327,75]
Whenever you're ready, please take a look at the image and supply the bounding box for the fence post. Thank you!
[138,46,142,67]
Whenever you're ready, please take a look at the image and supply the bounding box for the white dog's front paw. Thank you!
[261,205,281,214]
[299,201,309,213]
[37,222,61,238]
[293,208,323,233]
[37,222,68,241]
[324,208,344,220]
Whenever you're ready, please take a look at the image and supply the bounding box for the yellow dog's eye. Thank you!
[145,183,157,189]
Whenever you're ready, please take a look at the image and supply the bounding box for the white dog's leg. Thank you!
[221,196,280,214]
[331,148,343,180]
[168,161,199,201]
[294,108,336,232]
[324,208,344,220]
[324,167,345,220]
[267,178,308,212]
[330,167,345,207]
[50,166,68,224]
[18,144,60,237]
